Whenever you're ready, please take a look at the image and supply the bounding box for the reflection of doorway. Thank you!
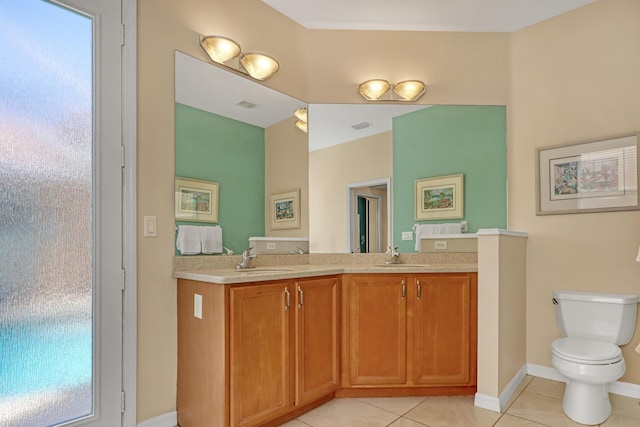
[347,178,391,253]
[357,194,380,253]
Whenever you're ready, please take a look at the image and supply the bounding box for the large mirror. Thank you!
[175,51,508,255]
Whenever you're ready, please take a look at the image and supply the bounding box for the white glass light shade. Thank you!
[358,79,390,100]
[200,35,241,64]
[294,107,308,122]
[240,53,280,80]
[295,120,308,133]
[393,80,426,101]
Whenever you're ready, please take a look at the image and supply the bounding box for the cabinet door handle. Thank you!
[284,287,290,310]
[417,280,421,300]
[298,286,303,308]
[401,280,406,300]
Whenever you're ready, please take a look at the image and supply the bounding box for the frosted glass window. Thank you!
[0,1,94,426]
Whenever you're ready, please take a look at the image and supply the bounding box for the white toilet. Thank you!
[551,290,639,425]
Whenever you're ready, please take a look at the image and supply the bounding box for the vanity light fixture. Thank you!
[200,35,280,81]
[294,107,308,133]
[358,79,426,102]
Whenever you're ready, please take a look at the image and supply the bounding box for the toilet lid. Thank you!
[552,337,622,364]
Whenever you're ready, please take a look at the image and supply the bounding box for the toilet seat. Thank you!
[552,337,622,365]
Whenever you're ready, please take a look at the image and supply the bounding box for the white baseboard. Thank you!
[475,363,640,413]
[137,411,177,427]
[527,363,640,399]
[475,365,528,413]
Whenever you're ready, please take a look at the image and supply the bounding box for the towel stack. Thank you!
[413,223,463,252]
[176,225,223,255]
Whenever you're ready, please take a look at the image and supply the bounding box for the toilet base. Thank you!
[562,380,611,425]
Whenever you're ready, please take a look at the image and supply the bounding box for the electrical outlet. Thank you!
[194,294,203,319]
[402,231,413,241]
[267,242,276,250]
[434,240,448,250]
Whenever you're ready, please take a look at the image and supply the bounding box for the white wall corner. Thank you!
[474,393,501,413]
[136,411,177,427]
[526,363,567,383]
[498,365,528,411]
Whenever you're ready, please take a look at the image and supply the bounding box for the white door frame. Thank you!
[345,177,392,253]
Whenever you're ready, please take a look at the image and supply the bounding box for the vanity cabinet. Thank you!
[177,275,339,427]
[341,273,477,394]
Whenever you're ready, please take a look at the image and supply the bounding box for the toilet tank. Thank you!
[553,290,640,345]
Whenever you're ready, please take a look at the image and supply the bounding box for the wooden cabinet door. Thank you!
[294,276,339,406]
[229,281,293,426]
[412,274,474,385]
[349,275,407,385]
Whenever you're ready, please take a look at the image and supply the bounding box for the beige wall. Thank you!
[509,0,640,383]
[137,0,640,422]
[309,132,393,253]
[137,0,308,421]
[265,118,309,238]
[477,233,528,399]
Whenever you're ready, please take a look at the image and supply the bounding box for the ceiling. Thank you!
[176,1,595,151]
[261,0,595,32]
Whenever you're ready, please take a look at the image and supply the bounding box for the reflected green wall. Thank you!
[393,105,507,253]
[175,103,265,254]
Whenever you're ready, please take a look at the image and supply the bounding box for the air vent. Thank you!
[236,100,257,109]
[351,122,372,130]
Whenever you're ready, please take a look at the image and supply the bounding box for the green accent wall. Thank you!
[393,105,507,253]
[175,103,265,255]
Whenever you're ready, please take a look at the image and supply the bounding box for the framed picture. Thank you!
[175,177,219,223]
[270,189,300,230]
[415,174,464,220]
[536,133,639,215]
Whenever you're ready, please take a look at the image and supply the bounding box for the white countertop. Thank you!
[173,263,478,284]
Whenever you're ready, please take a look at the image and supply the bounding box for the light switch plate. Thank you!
[402,231,413,241]
[194,294,203,319]
[143,216,157,237]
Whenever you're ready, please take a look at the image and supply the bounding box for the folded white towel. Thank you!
[176,225,203,255]
[413,223,463,251]
[201,225,223,254]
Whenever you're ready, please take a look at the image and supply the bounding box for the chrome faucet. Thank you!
[235,247,257,269]
[385,246,403,264]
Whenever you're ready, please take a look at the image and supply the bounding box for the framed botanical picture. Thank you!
[536,133,639,215]
[415,174,464,220]
[270,189,300,230]
[175,177,219,223]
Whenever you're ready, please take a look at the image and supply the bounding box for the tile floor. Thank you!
[280,376,640,427]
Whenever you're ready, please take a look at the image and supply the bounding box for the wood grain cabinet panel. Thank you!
[342,273,477,392]
[177,276,339,427]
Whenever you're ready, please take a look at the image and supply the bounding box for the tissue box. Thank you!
[248,237,309,254]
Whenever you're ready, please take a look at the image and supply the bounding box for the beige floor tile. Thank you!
[296,398,399,427]
[609,393,640,420]
[494,414,548,426]
[279,419,312,427]
[404,395,501,427]
[356,396,427,416]
[388,417,429,427]
[518,375,535,391]
[601,413,640,427]
[506,390,583,427]
[524,377,566,400]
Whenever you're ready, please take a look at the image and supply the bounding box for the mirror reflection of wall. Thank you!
[174,51,308,255]
[175,51,509,255]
